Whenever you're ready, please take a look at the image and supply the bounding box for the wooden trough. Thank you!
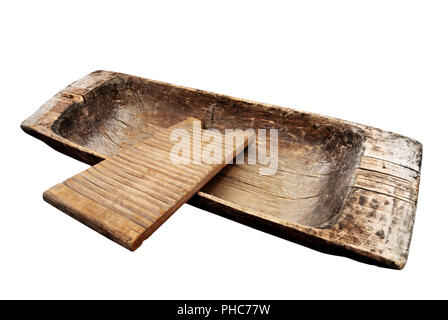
[21,70,422,269]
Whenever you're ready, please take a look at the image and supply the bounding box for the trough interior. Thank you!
[51,75,364,228]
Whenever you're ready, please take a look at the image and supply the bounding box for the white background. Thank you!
[1,1,446,299]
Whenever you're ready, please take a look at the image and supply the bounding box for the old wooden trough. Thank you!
[21,71,422,269]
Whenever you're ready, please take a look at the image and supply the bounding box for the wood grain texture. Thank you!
[43,118,254,250]
[23,70,422,268]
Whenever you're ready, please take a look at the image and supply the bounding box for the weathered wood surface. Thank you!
[43,118,254,250]
[23,70,422,268]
